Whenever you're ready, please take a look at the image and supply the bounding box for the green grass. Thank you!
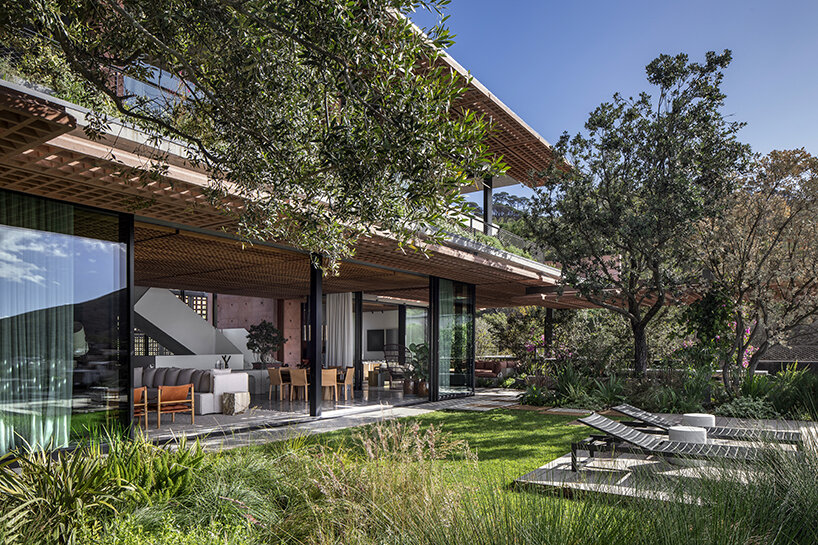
[6,406,818,544]
[309,409,588,482]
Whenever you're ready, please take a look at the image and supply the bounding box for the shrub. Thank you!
[518,385,554,407]
[499,376,518,389]
[104,434,205,503]
[0,447,129,545]
[592,375,626,408]
[766,364,818,418]
[740,373,773,398]
[715,397,781,420]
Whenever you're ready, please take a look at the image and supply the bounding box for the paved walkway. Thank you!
[185,389,519,450]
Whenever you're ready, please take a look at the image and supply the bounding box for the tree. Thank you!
[525,51,749,374]
[689,149,818,393]
[246,320,286,363]
[0,0,499,264]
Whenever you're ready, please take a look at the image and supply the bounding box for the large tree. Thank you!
[0,0,499,263]
[525,51,749,375]
[690,149,818,393]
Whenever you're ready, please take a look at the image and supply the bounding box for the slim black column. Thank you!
[428,277,440,402]
[544,307,554,356]
[353,291,363,390]
[482,176,493,235]
[398,305,407,365]
[119,213,135,434]
[308,254,323,417]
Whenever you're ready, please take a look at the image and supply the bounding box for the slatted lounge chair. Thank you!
[571,413,796,472]
[613,403,802,444]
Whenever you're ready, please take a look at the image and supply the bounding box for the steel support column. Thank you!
[428,276,440,401]
[119,213,135,434]
[482,176,493,235]
[398,305,407,365]
[545,307,554,356]
[353,291,363,390]
[308,254,323,417]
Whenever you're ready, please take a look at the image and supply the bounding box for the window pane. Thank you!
[0,191,127,454]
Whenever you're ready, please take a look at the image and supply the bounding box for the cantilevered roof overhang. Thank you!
[440,53,559,188]
[0,80,586,308]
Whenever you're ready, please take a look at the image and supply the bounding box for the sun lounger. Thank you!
[612,403,802,444]
[571,412,797,472]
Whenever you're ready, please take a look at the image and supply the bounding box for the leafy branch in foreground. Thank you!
[0,0,502,264]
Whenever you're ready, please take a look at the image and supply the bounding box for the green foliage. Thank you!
[104,435,205,503]
[740,374,773,399]
[352,420,475,462]
[245,320,285,362]
[526,50,750,374]
[715,397,780,419]
[79,517,255,545]
[499,376,518,389]
[767,364,818,418]
[592,375,626,407]
[483,307,548,374]
[1,0,500,264]
[408,342,430,381]
[0,447,128,545]
[517,385,554,407]
[645,385,703,414]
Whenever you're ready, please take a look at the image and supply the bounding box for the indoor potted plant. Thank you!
[409,342,429,396]
[246,320,286,367]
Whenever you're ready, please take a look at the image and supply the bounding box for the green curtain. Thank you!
[0,193,74,454]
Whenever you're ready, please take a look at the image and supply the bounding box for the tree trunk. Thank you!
[632,322,649,376]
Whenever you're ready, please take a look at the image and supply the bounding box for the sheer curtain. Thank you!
[0,194,74,454]
[325,293,353,368]
[438,280,454,392]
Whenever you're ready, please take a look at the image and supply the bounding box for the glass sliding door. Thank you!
[406,306,429,393]
[0,191,129,454]
[432,278,474,399]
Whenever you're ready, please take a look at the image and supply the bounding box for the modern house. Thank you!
[0,52,587,454]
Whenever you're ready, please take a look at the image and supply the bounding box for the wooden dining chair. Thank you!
[289,369,309,401]
[156,383,194,428]
[268,367,289,401]
[133,386,149,428]
[321,368,337,401]
[338,368,354,400]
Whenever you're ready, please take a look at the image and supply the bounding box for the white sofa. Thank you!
[134,367,249,415]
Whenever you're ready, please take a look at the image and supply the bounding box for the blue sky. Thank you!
[411,1,818,202]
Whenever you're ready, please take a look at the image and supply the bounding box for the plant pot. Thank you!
[403,379,415,395]
[416,380,429,397]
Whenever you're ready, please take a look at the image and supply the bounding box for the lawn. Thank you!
[309,408,590,482]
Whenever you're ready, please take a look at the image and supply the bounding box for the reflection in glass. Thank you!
[0,191,127,454]
[437,279,474,398]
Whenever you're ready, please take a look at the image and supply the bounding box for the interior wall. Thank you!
[279,299,302,366]
[215,294,277,330]
[362,309,398,360]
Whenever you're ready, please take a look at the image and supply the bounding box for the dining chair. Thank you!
[338,368,354,400]
[321,368,338,401]
[133,386,149,428]
[289,368,309,401]
[156,383,194,428]
[268,367,289,401]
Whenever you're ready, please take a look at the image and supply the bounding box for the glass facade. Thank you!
[432,278,474,399]
[0,191,130,454]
